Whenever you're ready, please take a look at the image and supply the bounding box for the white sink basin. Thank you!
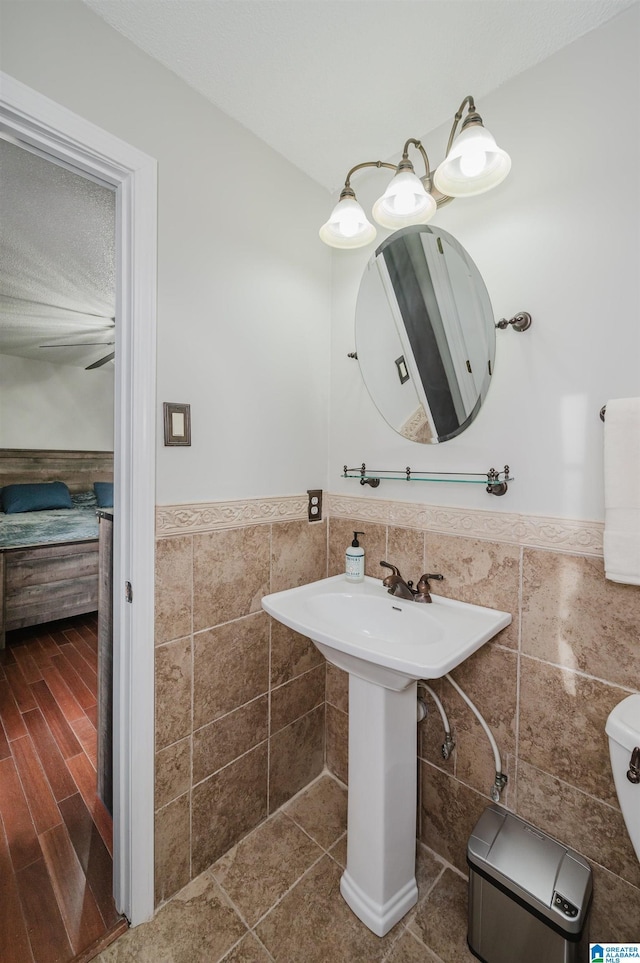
[262,574,511,691]
[262,573,512,937]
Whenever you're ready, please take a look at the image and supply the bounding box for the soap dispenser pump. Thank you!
[345,531,365,583]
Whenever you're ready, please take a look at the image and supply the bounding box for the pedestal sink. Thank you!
[262,574,511,936]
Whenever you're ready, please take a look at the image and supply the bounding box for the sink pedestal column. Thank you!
[340,675,418,937]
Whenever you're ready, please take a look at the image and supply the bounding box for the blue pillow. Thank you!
[2,481,73,514]
[94,481,114,507]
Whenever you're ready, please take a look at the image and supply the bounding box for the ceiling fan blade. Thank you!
[3,294,115,322]
[86,351,115,370]
[40,341,115,348]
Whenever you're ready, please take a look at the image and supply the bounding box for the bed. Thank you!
[0,449,113,648]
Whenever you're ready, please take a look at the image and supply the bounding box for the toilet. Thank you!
[606,693,640,862]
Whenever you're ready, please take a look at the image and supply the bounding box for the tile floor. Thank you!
[96,773,476,963]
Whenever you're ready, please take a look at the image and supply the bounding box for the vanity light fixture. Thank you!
[319,95,511,249]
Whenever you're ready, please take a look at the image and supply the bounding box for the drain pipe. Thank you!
[444,673,507,802]
[418,683,456,760]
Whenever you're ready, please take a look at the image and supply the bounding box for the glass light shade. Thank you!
[319,196,377,249]
[372,170,437,229]
[433,124,511,197]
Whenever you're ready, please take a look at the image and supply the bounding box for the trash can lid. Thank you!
[468,804,592,932]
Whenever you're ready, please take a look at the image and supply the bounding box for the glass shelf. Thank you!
[342,464,513,495]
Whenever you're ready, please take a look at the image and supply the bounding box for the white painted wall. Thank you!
[4,3,637,521]
[0,353,114,450]
[329,6,640,523]
[1,0,331,504]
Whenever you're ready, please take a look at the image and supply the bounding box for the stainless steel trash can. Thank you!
[467,805,592,963]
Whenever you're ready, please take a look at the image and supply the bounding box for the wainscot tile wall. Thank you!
[154,498,328,906]
[154,492,640,942]
[325,493,640,943]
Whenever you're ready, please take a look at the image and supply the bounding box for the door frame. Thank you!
[0,71,157,925]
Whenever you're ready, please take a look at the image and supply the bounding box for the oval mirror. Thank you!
[355,224,495,444]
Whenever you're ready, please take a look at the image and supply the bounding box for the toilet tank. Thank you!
[606,693,640,862]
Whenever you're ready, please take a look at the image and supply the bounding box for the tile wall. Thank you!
[154,504,328,906]
[325,496,640,942]
[154,493,640,942]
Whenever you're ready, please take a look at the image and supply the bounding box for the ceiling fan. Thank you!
[37,308,116,370]
[39,340,115,370]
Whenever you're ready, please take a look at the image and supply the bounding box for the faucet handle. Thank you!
[414,573,444,603]
[415,573,444,600]
[380,561,401,577]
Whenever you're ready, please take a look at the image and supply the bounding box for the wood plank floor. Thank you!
[0,614,127,963]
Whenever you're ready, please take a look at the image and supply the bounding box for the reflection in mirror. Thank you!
[355,225,495,444]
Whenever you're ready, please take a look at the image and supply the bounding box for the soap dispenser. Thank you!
[345,531,365,583]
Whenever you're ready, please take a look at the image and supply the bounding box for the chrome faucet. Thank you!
[380,561,443,603]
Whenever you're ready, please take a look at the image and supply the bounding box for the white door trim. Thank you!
[0,71,157,925]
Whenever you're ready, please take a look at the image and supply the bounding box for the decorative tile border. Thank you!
[326,493,604,557]
[156,492,604,556]
[156,495,308,536]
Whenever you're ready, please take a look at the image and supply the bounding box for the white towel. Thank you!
[603,398,640,585]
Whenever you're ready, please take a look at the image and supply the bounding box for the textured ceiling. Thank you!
[0,139,116,369]
[83,0,636,191]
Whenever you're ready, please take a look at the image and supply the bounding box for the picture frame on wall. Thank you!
[163,402,191,446]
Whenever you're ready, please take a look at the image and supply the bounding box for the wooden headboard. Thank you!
[0,449,114,494]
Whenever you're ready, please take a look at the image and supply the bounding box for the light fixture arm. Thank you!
[342,160,397,193]
[401,138,431,181]
[320,93,510,249]
[445,95,479,156]
[340,144,436,203]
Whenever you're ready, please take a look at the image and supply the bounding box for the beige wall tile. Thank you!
[155,737,191,811]
[155,535,193,645]
[326,663,348,714]
[192,696,268,785]
[325,703,348,785]
[193,613,269,729]
[590,862,640,943]
[419,762,488,873]
[425,533,520,648]
[270,664,325,735]
[270,519,327,593]
[155,637,193,751]
[448,645,518,755]
[522,549,640,690]
[516,760,640,889]
[150,496,638,915]
[191,743,268,875]
[155,793,191,906]
[519,658,626,806]
[454,735,515,810]
[268,706,325,812]
[328,517,387,579]
[417,680,455,773]
[193,525,270,631]
[387,526,426,588]
[270,618,323,687]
